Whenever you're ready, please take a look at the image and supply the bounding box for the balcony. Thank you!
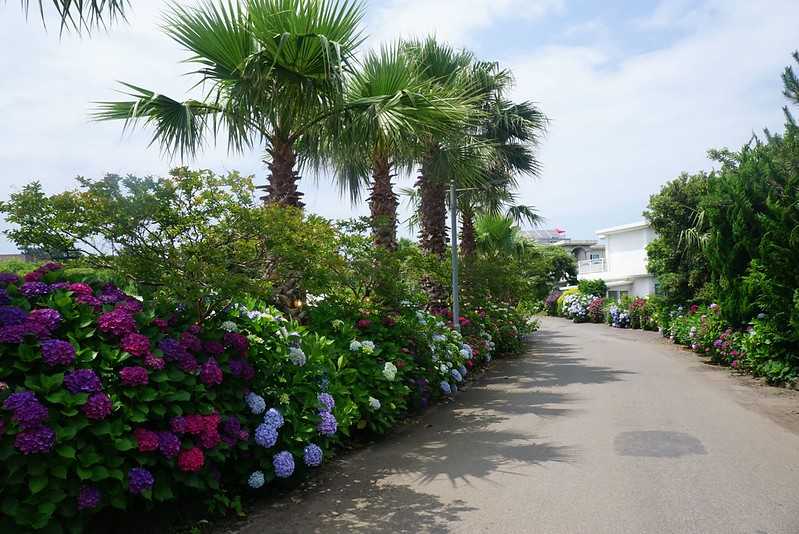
[578,258,606,275]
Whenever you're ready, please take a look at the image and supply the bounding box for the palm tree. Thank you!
[473,214,529,258]
[403,37,478,258]
[18,0,127,33]
[329,44,475,249]
[94,0,365,208]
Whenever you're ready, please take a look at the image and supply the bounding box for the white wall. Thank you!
[606,227,653,276]
[632,276,656,297]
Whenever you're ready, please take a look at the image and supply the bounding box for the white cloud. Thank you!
[507,0,799,237]
[368,0,564,47]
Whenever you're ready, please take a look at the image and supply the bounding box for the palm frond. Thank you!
[20,0,128,33]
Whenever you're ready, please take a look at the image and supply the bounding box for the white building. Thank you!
[576,221,657,299]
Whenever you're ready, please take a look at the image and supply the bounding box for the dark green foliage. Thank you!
[577,279,607,297]
[644,172,713,306]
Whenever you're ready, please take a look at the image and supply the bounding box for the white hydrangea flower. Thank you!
[368,396,381,410]
[432,334,446,343]
[289,347,306,366]
[383,362,397,381]
[349,340,363,351]
[361,340,375,353]
[221,321,238,332]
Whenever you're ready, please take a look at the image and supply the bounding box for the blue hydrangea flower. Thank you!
[458,365,467,377]
[303,444,323,467]
[440,381,452,395]
[273,451,295,478]
[246,392,266,415]
[263,408,284,429]
[451,369,463,383]
[248,471,265,489]
[254,423,278,448]
[317,392,335,412]
[317,411,337,437]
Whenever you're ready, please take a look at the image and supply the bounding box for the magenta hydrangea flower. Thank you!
[97,309,137,337]
[200,358,223,386]
[127,467,154,494]
[119,366,148,387]
[20,282,51,298]
[152,318,169,331]
[121,332,150,357]
[14,425,55,454]
[75,293,103,310]
[133,428,159,452]
[67,283,93,296]
[0,306,27,326]
[82,393,112,420]
[41,339,76,367]
[28,308,62,332]
[223,332,249,354]
[178,354,199,373]
[64,369,102,393]
[78,486,101,510]
[23,270,43,282]
[157,431,181,458]
[143,353,165,370]
[116,299,142,314]
[179,331,203,353]
[203,340,225,355]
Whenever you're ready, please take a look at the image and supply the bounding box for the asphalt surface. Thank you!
[232,317,799,534]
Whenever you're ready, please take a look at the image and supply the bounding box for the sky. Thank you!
[1,0,797,252]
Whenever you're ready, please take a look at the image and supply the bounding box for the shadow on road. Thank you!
[234,326,633,533]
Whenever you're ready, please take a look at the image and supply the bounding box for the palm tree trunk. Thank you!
[416,150,449,307]
[416,155,448,257]
[460,206,476,258]
[260,137,304,208]
[369,155,398,250]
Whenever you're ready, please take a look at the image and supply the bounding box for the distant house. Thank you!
[576,221,657,299]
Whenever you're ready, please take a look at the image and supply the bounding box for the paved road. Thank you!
[233,317,799,534]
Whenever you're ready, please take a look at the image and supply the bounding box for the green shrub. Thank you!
[577,279,607,297]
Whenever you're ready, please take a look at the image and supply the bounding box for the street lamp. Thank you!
[450,181,460,331]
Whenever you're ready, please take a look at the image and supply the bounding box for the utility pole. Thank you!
[450,181,460,331]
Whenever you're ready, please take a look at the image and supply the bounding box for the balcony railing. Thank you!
[578,258,606,275]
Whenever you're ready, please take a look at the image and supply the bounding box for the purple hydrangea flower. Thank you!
[78,485,102,510]
[440,381,452,395]
[0,272,20,285]
[0,306,27,326]
[41,339,76,367]
[97,309,137,337]
[39,262,63,273]
[0,288,8,305]
[263,408,284,430]
[98,284,126,304]
[82,393,112,420]
[178,354,199,373]
[4,391,48,429]
[170,416,187,434]
[223,332,248,354]
[20,282,51,298]
[64,369,102,393]
[75,293,103,310]
[28,308,62,332]
[116,299,143,314]
[14,425,55,454]
[303,443,323,467]
[200,357,223,386]
[245,392,266,415]
[128,467,155,494]
[179,332,203,353]
[229,358,254,381]
[272,451,295,478]
[0,324,28,343]
[317,393,335,412]
[317,411,337,437]
[254,423,278,448]
[159,338,189,361]
[3,390,37,411]
[157,431,181,458]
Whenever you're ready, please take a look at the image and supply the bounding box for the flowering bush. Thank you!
[586,297,605,323]
[606,304,630,328]
[544,290,562,316]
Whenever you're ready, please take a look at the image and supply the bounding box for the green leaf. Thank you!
[114,437,136,451]
[51,465,68,479]
[29,476,48,494]
[90,465,110,481]
[56,445,76,459]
